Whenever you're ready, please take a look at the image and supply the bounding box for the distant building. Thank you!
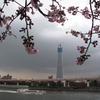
[48,75,53,79]
[56,44,63,79]
[1,74,12,79]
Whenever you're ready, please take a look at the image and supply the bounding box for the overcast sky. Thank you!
[0,0,100,79]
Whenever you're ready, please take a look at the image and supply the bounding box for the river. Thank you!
[0,89,100,100]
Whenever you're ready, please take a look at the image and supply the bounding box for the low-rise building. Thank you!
[1,74,12,79]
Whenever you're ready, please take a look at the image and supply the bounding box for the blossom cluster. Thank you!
[77,46,85,54]
[94,0,100,9]
[0,15,10,27]
[70,30,89,44]
[93,25,99,32]
[68,6,91,19]
[81,7,91,19]
[67,6,79,15]
[93,25,100,38]
[31,0,43,9]
[77,55,90,65]
[92,40,98,47]
[48,5,66,25]
[21,35,38,54]
[70,30,79,37]
[24,44,38,54]
[0,14,13,41]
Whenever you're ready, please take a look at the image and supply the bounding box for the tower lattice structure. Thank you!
[56,44,63,79]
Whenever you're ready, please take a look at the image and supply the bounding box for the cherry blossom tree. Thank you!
[0,0,100,65]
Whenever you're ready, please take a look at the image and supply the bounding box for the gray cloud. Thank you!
[0,0,100,79]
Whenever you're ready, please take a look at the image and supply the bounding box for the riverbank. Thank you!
[0,85,28,89]
[29,86,100,92]
[0,85,100,92]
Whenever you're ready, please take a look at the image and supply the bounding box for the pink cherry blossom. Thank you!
[0,22,3,27]
[31,0,43,9]
[92,40,98,47]
[48,5,66,25]
[24,44,38,54]
[93,25,99,31]
[81,7,91,19]
[26,7,30,12]
[98,34,100,38]
[77,46,85,54]
[83,38,88,44]
[77,55,90,65]
[6,24,11,30]
[68,6,78,15]
[8,31,12,36]
[70,30,78,37]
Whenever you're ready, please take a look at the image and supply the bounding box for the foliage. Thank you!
[0,0,100,65]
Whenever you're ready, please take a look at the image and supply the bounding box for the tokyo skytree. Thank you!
[56,44,63,79]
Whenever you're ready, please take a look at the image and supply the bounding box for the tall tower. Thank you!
[56,44,63,79]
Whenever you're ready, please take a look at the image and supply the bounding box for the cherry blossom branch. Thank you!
[76,0,99,65]
[84,0,94,55]
[0,3,6,17]
[20,0,38,54]
[0,0,100,64]
[25,0,29,38]
[67,0,99,65]
[14,0,24,7]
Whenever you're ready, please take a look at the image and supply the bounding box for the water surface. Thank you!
[0,89,100,100]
